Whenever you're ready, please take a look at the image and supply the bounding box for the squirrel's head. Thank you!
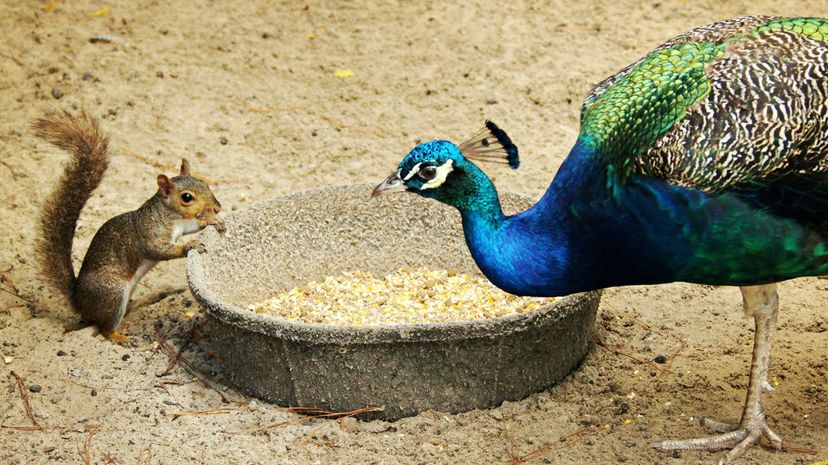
[157,159,222,220]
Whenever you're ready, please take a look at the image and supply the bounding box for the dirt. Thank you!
[0,1,826,464]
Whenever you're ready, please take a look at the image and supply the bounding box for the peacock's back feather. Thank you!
[571,16,828,240]
[580,16,828,190]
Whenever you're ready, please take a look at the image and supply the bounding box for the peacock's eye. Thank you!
[419,165,438,180]
[181,192,194,203]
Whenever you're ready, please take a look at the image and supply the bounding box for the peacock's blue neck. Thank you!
[456,137,828,296]
[457,139,684,296]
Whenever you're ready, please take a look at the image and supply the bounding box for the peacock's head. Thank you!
[372,121,519,209]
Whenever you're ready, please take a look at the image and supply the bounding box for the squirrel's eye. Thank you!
[419,165,438,180]
[181,192,194,203]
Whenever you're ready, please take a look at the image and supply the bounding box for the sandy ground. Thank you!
[1,1,826,464]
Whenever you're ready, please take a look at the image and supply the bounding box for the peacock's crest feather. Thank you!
[579,42,725,180]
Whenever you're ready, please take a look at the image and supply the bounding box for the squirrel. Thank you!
[34,111,225,344]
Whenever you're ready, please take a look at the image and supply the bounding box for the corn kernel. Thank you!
[246,268,551,325]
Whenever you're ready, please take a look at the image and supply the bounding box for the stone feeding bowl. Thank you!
[187,184,600,420]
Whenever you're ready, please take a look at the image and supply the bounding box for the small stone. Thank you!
[29,384,42,393]
[82,72,95,81]
[671,450,682,458]
[3,356,13,364]
[182,298,193,308]
[484,98,498,105]
[90,389,97,396]
[219,136,228,145]
[609,382,623,394]
[69,368,88,377]
[654,354,668,364]
[156,71,164,78]
[33,409,49,419]
[121,354,131,361]
[51,88,63,99]
[649,370,657,377]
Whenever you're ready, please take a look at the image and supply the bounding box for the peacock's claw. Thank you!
[652,413,783,464]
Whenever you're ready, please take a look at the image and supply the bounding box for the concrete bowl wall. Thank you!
[187,184,600,420]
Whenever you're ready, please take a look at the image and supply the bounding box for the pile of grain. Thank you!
[245,268,549,325]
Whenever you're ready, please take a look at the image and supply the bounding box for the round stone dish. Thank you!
[187,184,600,420]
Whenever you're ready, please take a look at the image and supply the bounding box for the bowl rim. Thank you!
[186,183,600,345]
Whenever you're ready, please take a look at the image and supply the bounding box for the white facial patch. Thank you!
[420,159,454,190]
[403,163,421,181]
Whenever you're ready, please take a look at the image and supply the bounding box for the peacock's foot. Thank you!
[652,414,782,465]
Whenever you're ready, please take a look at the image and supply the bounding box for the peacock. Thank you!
[372,16,828,464]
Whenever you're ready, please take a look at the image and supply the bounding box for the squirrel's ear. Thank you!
[180,159,191,176]
[157,174,173,198]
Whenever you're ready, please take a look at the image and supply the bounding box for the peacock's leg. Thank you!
[652,283,784,464]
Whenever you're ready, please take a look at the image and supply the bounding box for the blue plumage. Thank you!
[373,15,828,464]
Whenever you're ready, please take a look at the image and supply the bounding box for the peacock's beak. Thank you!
[371,171,406,198]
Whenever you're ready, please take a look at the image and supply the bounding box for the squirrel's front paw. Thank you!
[184,240,207,254]
[212,219,227,236]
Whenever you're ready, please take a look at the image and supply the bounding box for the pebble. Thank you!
[90,389,97,397]
[69,368,89,378]
[33,409,49,419]
[51,88,63,99]
[56,350,67,356]
[3,356,13,364]
[81,71,95,81]
[654,354,668,364]
[122,354,131,361]
[29,384,42,393]
[219,136,229,145]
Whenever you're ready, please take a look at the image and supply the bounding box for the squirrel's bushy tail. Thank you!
[34,111,110,300]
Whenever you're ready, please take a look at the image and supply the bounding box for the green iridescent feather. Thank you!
[579,42,724,178]
[754,17,828,41]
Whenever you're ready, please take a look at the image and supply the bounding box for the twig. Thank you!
[242,406,383,434]
[165,406,256,420]
[4,371,42,430]
[505,427,595,465]
[153,330,236,404]
[1,304,26,314]
[0,160,19,180]
[158,339,189,377]
[77,424,101,465]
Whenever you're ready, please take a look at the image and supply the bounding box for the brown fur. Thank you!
[34,110,110,300]
[35,111,224,343]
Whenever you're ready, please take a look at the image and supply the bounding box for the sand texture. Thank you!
[0,1,826,464]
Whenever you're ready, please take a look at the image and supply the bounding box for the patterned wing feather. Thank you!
[579,16,828,200]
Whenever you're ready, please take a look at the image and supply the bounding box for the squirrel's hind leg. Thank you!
[74,273,131,345]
